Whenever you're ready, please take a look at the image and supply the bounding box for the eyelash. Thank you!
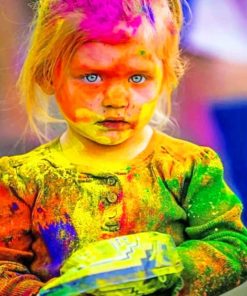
[81,73,149,84]
[82,74,102,83]
[128,74,147,84]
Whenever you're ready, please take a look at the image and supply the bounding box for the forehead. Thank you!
[70,38,162,71]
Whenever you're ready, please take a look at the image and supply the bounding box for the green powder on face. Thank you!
[139,50,146,56]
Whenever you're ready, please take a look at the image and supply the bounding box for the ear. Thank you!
[37,59,63,94]
[35,66,55,95]
[37,78,54,95]
[35,58,63,95]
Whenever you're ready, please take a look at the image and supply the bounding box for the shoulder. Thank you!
[151,131,230,205]
[153,130,221,167]
[151,130,223,186]
[0,138,66,201]
[0,138,62,177]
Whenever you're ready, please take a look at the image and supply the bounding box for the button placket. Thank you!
[102,205,121,232]
[94,175,122,232]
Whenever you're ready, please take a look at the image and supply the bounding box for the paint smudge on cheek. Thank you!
[74,108,104,123]
[139,49,146,56]
[75,115,91,123]
[55,89,80,123]
[136,99,157,129]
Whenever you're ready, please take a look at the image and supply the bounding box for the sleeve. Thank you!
[0,157,44,296]
[175,148,247,296]
[177,148,247,296]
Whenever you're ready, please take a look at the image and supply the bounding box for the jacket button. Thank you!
[106,192,118,203]
[106,177,117,186]
[102,222,120,232]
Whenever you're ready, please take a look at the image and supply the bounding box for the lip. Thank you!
[97,119,131,130]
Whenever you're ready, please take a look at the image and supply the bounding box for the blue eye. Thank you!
[82,74,102,83]
[129,74,146,84]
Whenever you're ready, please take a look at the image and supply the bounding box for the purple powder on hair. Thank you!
[141,0,155,25]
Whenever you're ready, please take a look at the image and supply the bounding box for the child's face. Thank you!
[53,38,164,145]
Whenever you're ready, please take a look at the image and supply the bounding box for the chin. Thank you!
[73,125,135,146]
[92,137,130,146]
[88,133,133,146]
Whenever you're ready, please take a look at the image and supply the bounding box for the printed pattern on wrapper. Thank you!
[38,232,183,296]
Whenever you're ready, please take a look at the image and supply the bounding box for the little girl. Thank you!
[0,0,246,295]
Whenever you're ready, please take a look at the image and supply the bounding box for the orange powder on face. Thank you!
[75,115,92,123]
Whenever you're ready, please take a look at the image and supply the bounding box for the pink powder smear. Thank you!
[51,0,155,43]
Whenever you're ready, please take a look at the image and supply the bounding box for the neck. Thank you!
[59,125,154,167]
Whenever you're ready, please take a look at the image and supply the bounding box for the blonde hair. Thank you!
[18,0,184,141]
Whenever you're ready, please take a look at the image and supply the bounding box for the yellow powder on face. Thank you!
[136,64,164,130]
[137,99,157,130]
[68,108,133,145]
[75,108,104,123]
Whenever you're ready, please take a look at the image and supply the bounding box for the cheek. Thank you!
[55,82,102,122]
[131,82,160,104]
[55,86,79,121]
[137,99,158,126]
[74,108,104,123]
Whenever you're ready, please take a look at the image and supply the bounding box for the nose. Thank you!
[102,84,129,108]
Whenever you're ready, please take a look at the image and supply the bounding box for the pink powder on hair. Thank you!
[51,0,155,43]
[167,20,177,35]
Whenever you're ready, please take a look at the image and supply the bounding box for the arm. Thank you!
[0,157,44,296]
[177,148,247,295]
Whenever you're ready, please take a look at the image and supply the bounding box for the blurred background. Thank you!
[0,0,246,223]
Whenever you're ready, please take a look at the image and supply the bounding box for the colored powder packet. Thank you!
[38,232,183,296]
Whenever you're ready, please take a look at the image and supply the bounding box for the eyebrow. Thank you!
[70,57,156,73]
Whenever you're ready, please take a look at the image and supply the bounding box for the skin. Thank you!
[53,38,165,165]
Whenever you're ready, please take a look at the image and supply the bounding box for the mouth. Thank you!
[97,118,131,130]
